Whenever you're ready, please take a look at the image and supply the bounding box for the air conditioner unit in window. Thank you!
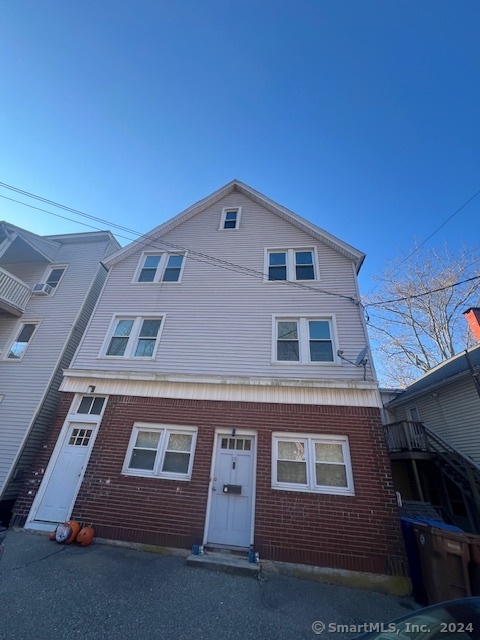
[32,283,54,296]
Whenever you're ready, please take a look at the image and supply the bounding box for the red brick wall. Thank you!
[14,393,406,576]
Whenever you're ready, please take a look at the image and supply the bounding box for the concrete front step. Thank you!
[186,552,261,577]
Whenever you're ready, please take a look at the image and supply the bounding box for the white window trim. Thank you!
[2,319,42,361]
[132,251,187,284]
[271,432,355,496]
[98,313,166,360]
[39,264,68,295]
[264,246,320,282]
[218,206,242,231]
[122,422,198,481]
[271,314,340,365]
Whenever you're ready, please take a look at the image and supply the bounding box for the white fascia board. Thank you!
[62,368,378,391]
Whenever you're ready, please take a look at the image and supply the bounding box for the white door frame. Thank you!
[203,428,257,547]
[26,394,106,531]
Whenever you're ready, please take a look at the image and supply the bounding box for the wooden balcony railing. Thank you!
[0,267,31,316]
[384,420,429,453]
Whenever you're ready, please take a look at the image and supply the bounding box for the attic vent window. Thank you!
[219,207,241,230]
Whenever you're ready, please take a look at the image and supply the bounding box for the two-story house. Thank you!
[13,182,406,581]
[0,222,119,523]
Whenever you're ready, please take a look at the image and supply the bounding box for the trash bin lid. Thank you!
[401,516,464,532]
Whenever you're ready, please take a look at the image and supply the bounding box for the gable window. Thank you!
[135,252,185,283]
[266,248,317,281]
[123,423,197,480]
[45,266,67,289]
[77,396,106,415]
[4,321,39,360]
[274,317,335,363]
[219,207,241,230]
[103,315,164,359]
[272,433,354,495]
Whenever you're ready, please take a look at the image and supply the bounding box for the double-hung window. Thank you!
[266,248,317,281]
[274,317,336,363]
[123,423,197,480]
[45,266,67,290]
[4,321,40,360]
[135,252,185,283]
[219,207,241,230]
[103,315,164,359]
[272,433,354,495]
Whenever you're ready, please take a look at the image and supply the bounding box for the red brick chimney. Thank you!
[464,307,480,342]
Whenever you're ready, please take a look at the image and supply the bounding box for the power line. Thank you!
[0,188,357,302]
[365,274,480,308]
[361,186,480,301]
[5,179,477,310]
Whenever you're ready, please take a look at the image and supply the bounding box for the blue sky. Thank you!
[1,0,479,293]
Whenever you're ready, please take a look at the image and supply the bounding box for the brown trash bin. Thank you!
[467,534,480,596]
[414,523,471,604]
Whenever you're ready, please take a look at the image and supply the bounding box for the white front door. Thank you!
[34,422,95,523]
[206,434,256,548]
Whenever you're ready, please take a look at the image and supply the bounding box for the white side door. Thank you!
[34,422,95,523]
[206,434,255,548]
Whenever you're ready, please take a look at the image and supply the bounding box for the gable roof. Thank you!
[0,222,120,263]
[387,342,480,407]
[0,221,61,262]
[103,180,366,272]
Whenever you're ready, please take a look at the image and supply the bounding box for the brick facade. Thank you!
[14,393,407,576]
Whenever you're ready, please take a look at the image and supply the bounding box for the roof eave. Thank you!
[104,180,365,269]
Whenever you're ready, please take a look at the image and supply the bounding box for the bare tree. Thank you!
[365,244,480,388]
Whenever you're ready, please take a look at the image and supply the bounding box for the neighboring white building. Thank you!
[0,222,119,521]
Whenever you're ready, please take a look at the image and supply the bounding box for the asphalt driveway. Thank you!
[0,529,412,640]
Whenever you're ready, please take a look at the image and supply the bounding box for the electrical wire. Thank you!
[361,187,480,301]
[0,188,358,302]
[3,180,478,310]
[365,274,480,308]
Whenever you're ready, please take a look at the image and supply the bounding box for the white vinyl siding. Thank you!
[70,191,369,382]
[272,433,354,495]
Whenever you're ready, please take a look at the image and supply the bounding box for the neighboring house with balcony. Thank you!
[0,222,119,522]
[382,308,480,533]
[13,181,406,582]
